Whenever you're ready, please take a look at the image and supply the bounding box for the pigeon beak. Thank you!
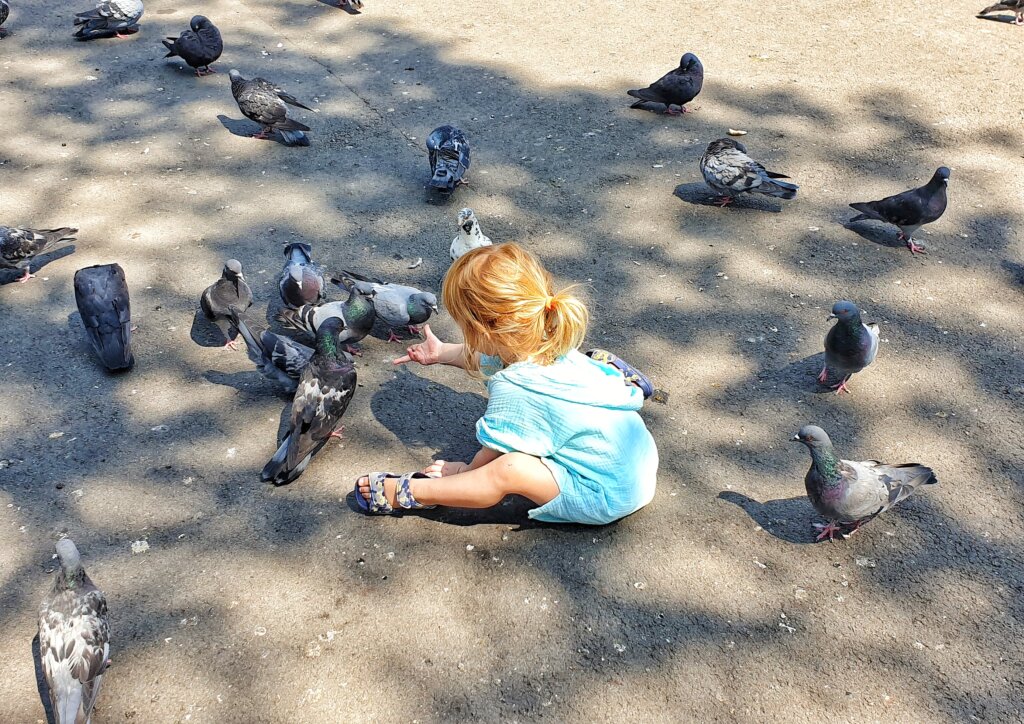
[791,434,801,442]
[827,313,837,321]
[431,304,439,314]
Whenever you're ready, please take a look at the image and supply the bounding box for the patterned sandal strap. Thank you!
[356,472,395,515]
[395,472,437,510]
[585,348,655,399]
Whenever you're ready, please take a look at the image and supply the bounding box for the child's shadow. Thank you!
[369,368,486,463]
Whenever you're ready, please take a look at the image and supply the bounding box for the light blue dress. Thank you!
[475,350,658,525]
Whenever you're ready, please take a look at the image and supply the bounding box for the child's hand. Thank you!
[393,324,444,366]
[422,459,469,477]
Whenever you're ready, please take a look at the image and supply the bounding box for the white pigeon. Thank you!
[38,539,110,724]
[449,208,492,261]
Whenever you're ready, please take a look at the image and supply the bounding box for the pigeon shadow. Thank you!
[0,246,77,284]
[32,633,55,724]
[1000,259,1024,286]
[190,309,235,349]
[840,219,908,250]
[672,183,783,213]
[369,369,487,464]
[717,491,819,544]
[202,369,293,399]
[314,0,362,13]
[216,115,309,147]
[776,353,842,395]
[975,13,1019,24]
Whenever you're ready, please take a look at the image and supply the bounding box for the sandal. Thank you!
[585,348,655,399]
[354,472,437,515]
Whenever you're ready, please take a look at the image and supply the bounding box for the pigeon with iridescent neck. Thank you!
[278,242,325,309]
[38,539,110,724]
[793,425,938,541]
[231,310,312,393]
[1,225,77,283]
[818,300,879,395]
[261,317,357,485]
[848,167,949,255]
[449,208,492,260]
[276,279,376,355]
[334,270,438,342]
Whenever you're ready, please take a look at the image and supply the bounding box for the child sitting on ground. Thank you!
[355,242,658,525]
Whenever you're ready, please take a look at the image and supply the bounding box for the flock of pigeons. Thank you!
[3,0,1020,722]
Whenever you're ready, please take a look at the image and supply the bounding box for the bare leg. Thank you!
[830,376,852,395]
[813,520,846,541]
[357,452,559,510]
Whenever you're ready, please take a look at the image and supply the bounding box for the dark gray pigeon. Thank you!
[793,425,938,541]
[276,281,376,355]
[848,167,949,255]
[74,263,134,371]
[200,259,252,350]
[699,138,798,206]
[229,69,313,146]
[627,52,703,115]
[278,242,325,309]
[427,125,470,191]
[1,225,77,283]
[162,15,222,76]
[231,310,313,392]
[335,270,438,342]
[818,300,879,395]
[73,0,142,39]
[38,539,110,724]
[978,0,1024,23]
[261,317,357,485]
[0,1,10,36]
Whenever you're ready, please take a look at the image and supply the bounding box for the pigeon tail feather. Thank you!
[162,39,178,56]
[848,202,887,222]
[762,178,798,200]
[278,129,310,146]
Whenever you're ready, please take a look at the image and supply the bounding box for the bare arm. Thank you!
[393,324,477,370]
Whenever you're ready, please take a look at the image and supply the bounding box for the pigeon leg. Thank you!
[386,330,403,343]
[817,366,829,384]
[813,520,846,542]
[221,339,239,351]
[344,344,363,357]
[714,196,734,207]
[1016,12,1024,24]
[830,377,853,395]
[329,426,345,440]
[665,105,696,115]
[408,325,421,336]
[16,268,35,283]
[457,178,470,187]
[252,128,272,140]
[905,238,927,255]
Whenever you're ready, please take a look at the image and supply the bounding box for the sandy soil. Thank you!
[2,0,1023,721]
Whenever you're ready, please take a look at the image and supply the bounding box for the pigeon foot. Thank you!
[408,325,421,336]
[222,339,239,351]
[16,269,35,283]
[817,366,829,384]
[830,378,852,395]
[344,344,363,357]
[329,426,345,440]
[252,129,272,140]
[386,330,402,343]
[813,521,847,542]
[714,196,734,207]
[906,239,927,255]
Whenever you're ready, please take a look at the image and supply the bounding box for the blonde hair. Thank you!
[443,243,588,371]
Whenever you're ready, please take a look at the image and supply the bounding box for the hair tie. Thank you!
[544,295,556,312]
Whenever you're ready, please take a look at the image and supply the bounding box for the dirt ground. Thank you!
[2,0,1023,721]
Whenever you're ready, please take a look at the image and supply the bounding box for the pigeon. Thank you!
[627,52,703,115]
[848,167,950,255]
[74,263,134,371]
[228,69,313,146]
[978,0,1024,24]
[341,0,363,9]
[699,138,798,207]
[793,425,938,541]
[449,208,492,260]
[427,125,470,191]
[231,311,313,392]
[278,242,326,309]
[162,15,222,76]
[0,1,9,36]
[38,539,110,724]
[818,300,879,395]
[200,259,252,350]
[276,280,376,355]
[336,270,439,342]
[73,0,142,39]
[261,317,357,485]
[0,225,77,283]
